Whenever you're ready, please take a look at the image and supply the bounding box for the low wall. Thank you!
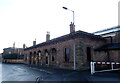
[3,59,24,64]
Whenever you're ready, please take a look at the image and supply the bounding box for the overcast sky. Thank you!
[0,0,119,53]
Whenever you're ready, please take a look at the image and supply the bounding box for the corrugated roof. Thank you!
[93,26,120,34]
[24,30,105,51]
[94,42,120,51]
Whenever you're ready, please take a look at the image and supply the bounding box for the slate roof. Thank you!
[94,42,120,51]
[24,30,105,51]
[3,47,23,50]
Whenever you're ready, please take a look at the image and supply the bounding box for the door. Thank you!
[86,47,91,62]
[46,56,48,64]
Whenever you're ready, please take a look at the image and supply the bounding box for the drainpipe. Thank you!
[73,40,76,70]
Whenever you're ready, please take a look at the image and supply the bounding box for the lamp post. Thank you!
[62,7,75,24]
[62,6,76,70]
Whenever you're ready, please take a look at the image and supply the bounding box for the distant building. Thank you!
[3,47,23,55]
[2,47,24,63]
[0,53,2,62]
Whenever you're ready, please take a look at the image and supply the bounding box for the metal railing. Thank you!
[90,61,120,75]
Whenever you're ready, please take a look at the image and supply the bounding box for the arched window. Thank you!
[51,48,56,61]
[29,52,32,64]
[30,52,32,55]
[44,49,49,64]
[44,49,48,56]
[37,50,41,56]
[34,51,36,55]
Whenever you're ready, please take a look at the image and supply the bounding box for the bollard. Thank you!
[91,62,94,75]
[91,62,95,75]
[111,63,114,70]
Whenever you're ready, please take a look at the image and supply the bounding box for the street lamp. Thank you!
[62,6,76,70]
[62,6,75,24]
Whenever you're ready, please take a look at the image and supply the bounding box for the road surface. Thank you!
[0,63,120,82]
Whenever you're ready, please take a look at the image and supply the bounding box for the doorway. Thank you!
[45,49,49,65]
[86,47,91,62]
[46,56,48,64]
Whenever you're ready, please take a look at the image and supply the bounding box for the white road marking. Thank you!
[30,67,53,74]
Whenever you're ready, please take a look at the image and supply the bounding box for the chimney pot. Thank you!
[46,31,50,41]
[70,22,75,33]
[23,44,26,49]
[33,39,36,46]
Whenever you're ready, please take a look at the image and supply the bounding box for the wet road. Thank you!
[1,63,120,82]
[0,63,2,83]
[1,63,88,81]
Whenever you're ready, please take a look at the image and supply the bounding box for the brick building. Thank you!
[94,26,120,62]
[23,23,120,70]
[3,47,24,55]
[2,46,24,63]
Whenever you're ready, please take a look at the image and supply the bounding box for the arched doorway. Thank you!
[44,49,49,65]
[33,51,36,65]
[29,52,32,64]
[37,50,41,66]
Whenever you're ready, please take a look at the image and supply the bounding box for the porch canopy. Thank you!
[94,42,120,51]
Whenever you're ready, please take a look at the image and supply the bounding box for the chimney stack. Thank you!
[70,22,75,33]
[33,39,36,46]
[23,44,26,49]
[13,42,15,48]
[46,31,50,41]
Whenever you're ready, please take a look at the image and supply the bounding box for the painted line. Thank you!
[29,67,53,74]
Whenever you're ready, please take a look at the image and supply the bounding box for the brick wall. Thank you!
[24,35,106,70]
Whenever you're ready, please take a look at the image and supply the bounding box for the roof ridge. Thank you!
[25,30,104,51]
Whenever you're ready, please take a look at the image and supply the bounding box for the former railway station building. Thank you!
[23,23,120,70]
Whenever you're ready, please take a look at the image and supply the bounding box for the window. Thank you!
[29,52,32,64]
[9,51,11,54]
[51,48,56,62]
[45,49,48,56]
[30,52,32,55]
[65,48,70,62]
[34,51,36,55]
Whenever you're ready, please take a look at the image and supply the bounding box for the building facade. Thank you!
[23,23,120,70]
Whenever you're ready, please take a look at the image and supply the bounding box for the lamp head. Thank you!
[62,7,68,10]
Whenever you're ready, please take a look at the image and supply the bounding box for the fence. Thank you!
[90,61,120,75]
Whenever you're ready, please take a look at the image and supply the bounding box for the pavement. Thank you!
[0,63,120,83]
